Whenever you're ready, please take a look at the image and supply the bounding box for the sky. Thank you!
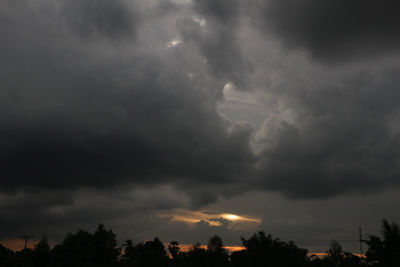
[1,0,400,253]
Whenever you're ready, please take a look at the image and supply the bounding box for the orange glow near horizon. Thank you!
[0,238,37,252]
[1,239,364,258]
[166,243,245,253]
[307,253,365,259]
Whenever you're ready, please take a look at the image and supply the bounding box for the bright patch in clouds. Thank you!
[158,209,261,229]
[166,39,182,48]
[222,213,240,221]
[220,213,262,223]
[192,16,206,27]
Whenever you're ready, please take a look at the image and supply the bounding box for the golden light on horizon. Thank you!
[0,238,37,252]
[163,243,245,256]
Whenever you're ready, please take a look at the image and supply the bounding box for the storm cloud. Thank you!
[254,0,400,62]
[0,0,253,193]
[254,66,400,198]
[1,0,400,250]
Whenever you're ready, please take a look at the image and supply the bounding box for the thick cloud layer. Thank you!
[0,0,253,193]
[255,0,400,62]
[1,0,400,250]
[64,0,137,40]
[181,0,252,89]
[254,67,400,198]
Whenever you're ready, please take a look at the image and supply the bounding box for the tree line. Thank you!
[0,219,399,267]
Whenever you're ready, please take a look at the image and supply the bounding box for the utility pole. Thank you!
[18,235,33,267]
[358,227,363,256]
[18,235,34,250]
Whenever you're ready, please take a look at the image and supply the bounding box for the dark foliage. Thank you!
[312,240,365,267]
[120,237,168,267]
[0,220,398,267]
[52,224,120,267]
[0,243,14,266]
[365,219,400,267]
[31,236,52,267]
[234,231,309,267]
[168,241,180,260]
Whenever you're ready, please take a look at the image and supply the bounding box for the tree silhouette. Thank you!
[93,224,120,266]
[52,224,119,267]
[206,235,228,267]
[185,242,208,267]
[32,236,51,267]
[121,239,134,257]
[327,240,343,259]
[318,239,366,267]
[366,219,400,266]
[322,240,344,267]
[230,249,251,267]
[168,241,180,259]
[238,231,309,267]
[120,239,135,267]
[1,220,399,267]
[207,235,225,254]
[120,237,168,267]
[0,243,14,266]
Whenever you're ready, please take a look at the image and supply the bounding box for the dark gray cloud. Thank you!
[254,66,400,198]
[0,190,74,240]
[63,0,137,40]
[255,0,400,62]
[2,0,400,253]
[180,0,253,89]
[2,0,400,206]
[0,0,253,195]
[192,0,241,25]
